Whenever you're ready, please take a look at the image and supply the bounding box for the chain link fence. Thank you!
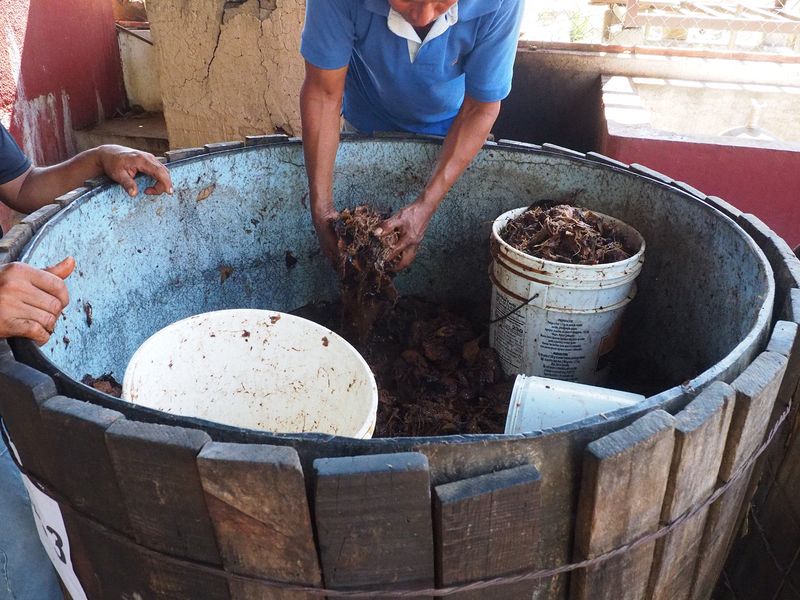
[520,0,800,56]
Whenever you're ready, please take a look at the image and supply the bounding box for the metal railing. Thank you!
[520,0,800,57]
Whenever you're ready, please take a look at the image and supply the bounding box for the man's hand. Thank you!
[380,200,437,271]
[312,207,341,264]
[95,145,173,197]
[378,97,500,272]
[0,257,75,345]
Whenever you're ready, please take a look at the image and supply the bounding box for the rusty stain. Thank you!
[196,183,216,202]
[270,315,281,324]
[321,336,329,347]
[242,330,251,339]
[83,302,93,327]
[219,265,234,284]
[62,336,70,348]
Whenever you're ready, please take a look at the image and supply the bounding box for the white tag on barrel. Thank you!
[3,423,89,600]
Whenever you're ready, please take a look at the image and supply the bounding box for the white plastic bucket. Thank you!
[504,375,644,433]
[489,206,645,385]
[122,309,379,438]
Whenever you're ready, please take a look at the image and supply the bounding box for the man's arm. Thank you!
[0,144,172,214]
[381,96,501,270]
[300,61,348,262]
[0,144,172,344]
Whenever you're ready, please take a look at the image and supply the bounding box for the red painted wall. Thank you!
[602,133,800,249]
[0,0,125,166]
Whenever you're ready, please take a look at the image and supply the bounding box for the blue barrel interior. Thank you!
[20,138,773,436]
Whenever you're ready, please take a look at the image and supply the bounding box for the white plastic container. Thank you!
[122,309,379,438]
[489,206,645,385]
[504,375,644,433]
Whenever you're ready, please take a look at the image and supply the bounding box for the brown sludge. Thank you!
[367,297,511,437]
[328,205,511,437]
[501,203,634,265]
[81,373,122,398]
[334,206,399,344]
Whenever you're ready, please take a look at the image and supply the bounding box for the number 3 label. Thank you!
[22,474,89,600]
[2,423,89,600]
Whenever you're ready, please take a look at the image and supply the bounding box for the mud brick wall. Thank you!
[147,0,305,148]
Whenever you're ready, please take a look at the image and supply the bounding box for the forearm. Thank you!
[419,97,501,210]
[11,147,107,213]
[300,79,344,217]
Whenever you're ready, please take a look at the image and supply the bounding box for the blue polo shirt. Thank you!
[0,124,30,185]
[301,0,524,136]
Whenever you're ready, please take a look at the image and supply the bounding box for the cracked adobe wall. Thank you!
[147,0,304,148]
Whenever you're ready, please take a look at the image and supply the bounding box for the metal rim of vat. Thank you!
[9,134,778,448]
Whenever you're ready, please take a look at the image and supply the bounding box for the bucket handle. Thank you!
[488,265,540,325]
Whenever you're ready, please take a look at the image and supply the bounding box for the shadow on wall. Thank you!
[3,0,126,167]
[494,48,604,151]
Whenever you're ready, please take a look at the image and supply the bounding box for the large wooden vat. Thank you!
[1,136,797,599]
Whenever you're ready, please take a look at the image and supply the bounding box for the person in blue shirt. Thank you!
[0,122,172,600]
[300,0,524,271]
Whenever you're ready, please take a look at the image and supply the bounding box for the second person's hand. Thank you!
[95,145,173,197]
[0,257,75,345]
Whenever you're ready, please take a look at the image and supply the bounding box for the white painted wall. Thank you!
[118,28,163,112]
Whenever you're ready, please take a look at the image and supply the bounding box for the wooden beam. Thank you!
[646,382,735,600]
[198,442,322,599]
[434,464,541,599]
[313,453,435,598]
[572,410,676,600]
[690,351,788,600]
[106,419,231,599]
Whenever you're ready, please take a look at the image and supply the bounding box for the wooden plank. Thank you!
[0,359,58,479]
[105,419,231,599]
[433,464,541,599]
[0,223,33,260]
[780,287,800,324]
[20,203,61,233]
[55,186,90,208]
[165,147,206,162]
[646,382,735,600]
[413,397,680,600]
[39,396,132,535]
[571,409,676,600]
[723,322,800,598]
[313,452,434,598]
[738,213,800,295]
[197,442,322,599]
[749,321,800,509]
[702,196,742,221]
[690,351,788,600]
[244,134,290,146]
[60,510,153,600]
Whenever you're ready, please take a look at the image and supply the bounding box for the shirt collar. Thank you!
[387,4,458,45]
